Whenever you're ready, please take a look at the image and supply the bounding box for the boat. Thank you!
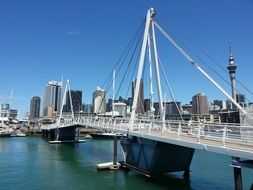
[0,123,12,137]
[10,132,27,137]
[91,131,125,139]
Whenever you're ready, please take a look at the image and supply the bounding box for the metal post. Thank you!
[183,169,190,179]
[232,157,243,190]
[76,128,80,141]
[113,135,118,166]
[233,166,243,190]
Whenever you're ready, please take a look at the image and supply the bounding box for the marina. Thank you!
[0,137,252,190]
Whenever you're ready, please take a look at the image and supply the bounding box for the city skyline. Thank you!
[1,0,253,117]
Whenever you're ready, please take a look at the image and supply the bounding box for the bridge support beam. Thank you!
[233,166,243,190]
[113,135,118,167]
[183,169,190,179]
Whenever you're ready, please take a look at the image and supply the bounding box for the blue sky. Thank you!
[1,0,253,117]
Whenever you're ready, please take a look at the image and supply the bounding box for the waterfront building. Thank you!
[213,100,225,110]
[65,90,82,113]
[182,104,192,114]
[144,99,151,113]
[92,87,106,114]
[119,96,127,104]
[83,104,92,114]
[226,99,235,110]
[153,102,160,116]
[192,93,209,115]
[126,97,132,108]
[9,109,18,119]
[43,81,62,117]
[236,93,246,107]
[30,96,41,119]
[114,102,127,117]
[165,101,181,117]
[132,79,144,115]
[106,99,112,112]
[0,103,10,117]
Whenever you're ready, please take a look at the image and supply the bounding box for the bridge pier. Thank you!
[120,135,195,176]
[113,135,119,169]
[183,169,190,179]
[43,125,85,143]
[96,135,120,170]
[231,157,253,190]
[233,166,243,190]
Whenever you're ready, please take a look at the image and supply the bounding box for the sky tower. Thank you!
[227,43,237,100]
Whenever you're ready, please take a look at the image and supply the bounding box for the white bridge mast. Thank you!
[130,8,165,129]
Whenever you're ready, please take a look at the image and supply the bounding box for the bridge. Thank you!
[41,8,252,190]
[41,116,253,160]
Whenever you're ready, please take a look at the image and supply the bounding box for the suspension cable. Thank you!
[115,28,144,99]
[182,44,251,103]
[184,37,253,99]
[154,21,246,115]
[102,19,145,89]
[158,56,184,121]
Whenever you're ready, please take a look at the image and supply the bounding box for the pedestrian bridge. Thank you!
[41,115,253,160]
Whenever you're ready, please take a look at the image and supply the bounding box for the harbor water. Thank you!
[0,137,252,190]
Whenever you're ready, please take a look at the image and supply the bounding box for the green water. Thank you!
[0,137,252,190]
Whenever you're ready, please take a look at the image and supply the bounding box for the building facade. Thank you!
[165,101,181,117]
[43,81,62,117]
[192,93,209,115]
[65,90,82,113]
[30,96,41,119]
[92,87,106,114]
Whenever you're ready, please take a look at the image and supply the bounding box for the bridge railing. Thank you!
[82,116,253,147]
[41,116,253,148]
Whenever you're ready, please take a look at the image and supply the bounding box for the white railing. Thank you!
[41,116,253,150]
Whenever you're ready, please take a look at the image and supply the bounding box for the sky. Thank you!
[0,0,253,117]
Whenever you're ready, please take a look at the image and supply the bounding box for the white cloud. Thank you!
[67,31,80,35]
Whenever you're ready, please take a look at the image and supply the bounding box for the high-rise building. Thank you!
[132,79,144,115]
[43,81,62,117]
[30,96,41,119]
[65,90,82,113]
[0,103,10,117]
[227,44,237,100]
[192,93,209,115]
[213,100,224,110]
[106,99,113,112]
[114,102,127,117]
[92,87,106,114]
[165,101,181,116]
[236,93,246,108]
[83,104,92,114]
[144,99,151,113]
[9,109,18,119]
[182,104,192,114]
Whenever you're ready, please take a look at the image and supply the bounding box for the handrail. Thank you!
[41,116,253,150]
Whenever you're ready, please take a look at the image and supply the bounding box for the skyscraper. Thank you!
[192,93,209,115]
[236,93,246,108]
[227,44,237,100]
[132,79,144,115]
[30,96,41,119]
[165,101,181,116]
[43,81,62,117]
[92,87,106,114]
[65,90,82,113]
